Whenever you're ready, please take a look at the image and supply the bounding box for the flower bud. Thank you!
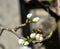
[36,34,40,40]
[30,33,36,39]
[39,36,43,42]
[20,45,32,49]
[24,41,29,46]
[32,17,40,22]
[18,39,24,45]
[27,13,32,19]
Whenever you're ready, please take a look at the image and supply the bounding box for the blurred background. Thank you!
[0,0,60,49]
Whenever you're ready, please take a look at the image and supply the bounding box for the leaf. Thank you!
[25,36,32,43]
[47,32,53,38]
[47,0,52,3]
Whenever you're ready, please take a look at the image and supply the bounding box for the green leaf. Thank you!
[26,36,32,43]
[47,0,52,3]
[47,32,53,38]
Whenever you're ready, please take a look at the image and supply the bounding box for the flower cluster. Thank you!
[27,13,40,23]
[18,13,41,46]
[18,13,53,46]
[18,33,44,46]
[30,33,43,42]
[18,32,53,46]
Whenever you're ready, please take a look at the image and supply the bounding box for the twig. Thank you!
[0,23,27,38]
[14,23,27,31]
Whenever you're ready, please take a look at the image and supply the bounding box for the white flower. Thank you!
[30,33,36,39]
[36,34,43,41]
[20,46,32,49]
[27,13,32,19]
[36,34,40,40]
[24,41,29,46]
[18,39,24,45]
[32,17,40,22]
[39,36,43,42]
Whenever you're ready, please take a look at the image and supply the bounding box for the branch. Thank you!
[0,23,27,38]
[39,2,60,21]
